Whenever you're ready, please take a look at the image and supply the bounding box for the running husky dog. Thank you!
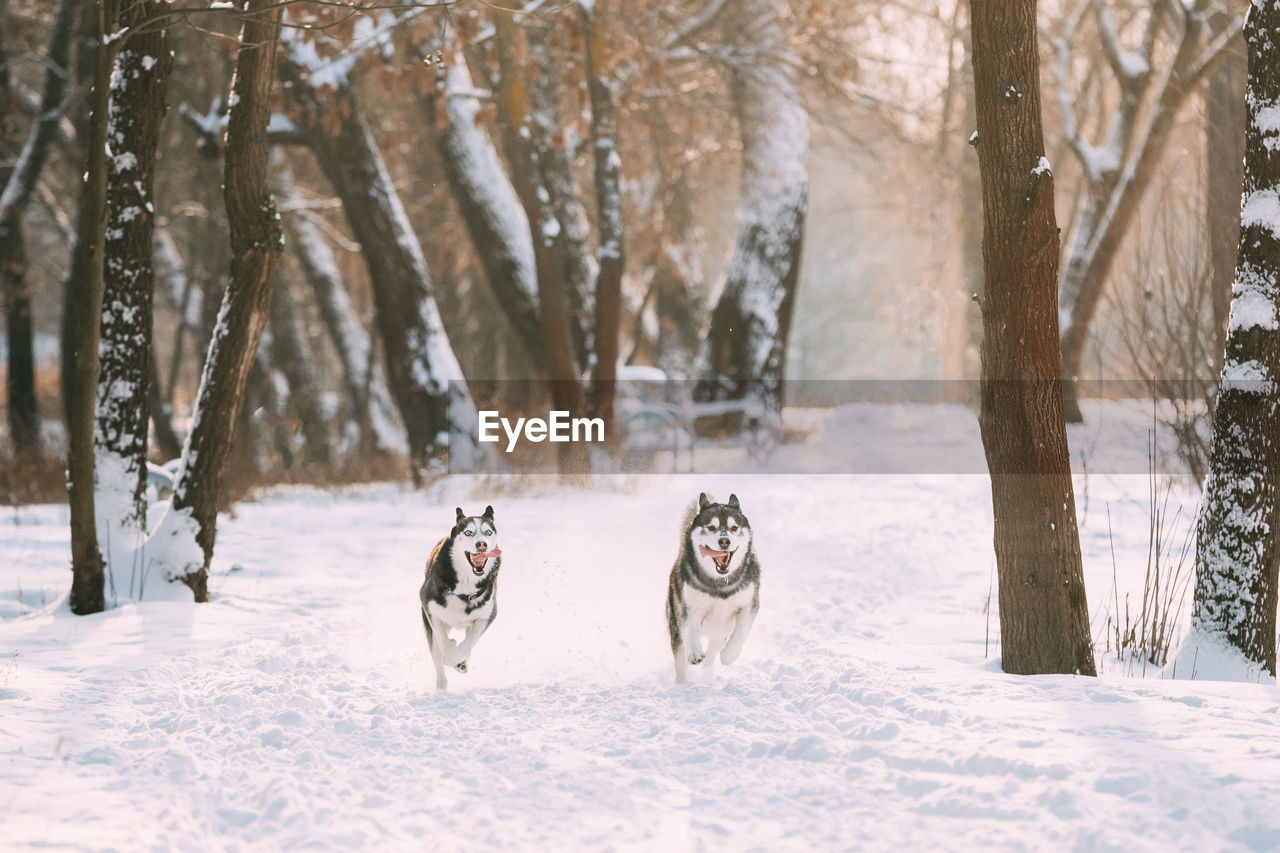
[420,506,503,690]
[666,493,761,684]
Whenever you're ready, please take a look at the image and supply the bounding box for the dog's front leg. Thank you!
[444,616,491,670]
[720,603,758,666]
[673,640,689,684]
[424,612,449,690]
[682,613,706,666]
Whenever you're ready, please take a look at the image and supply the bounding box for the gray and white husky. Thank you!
[666,493,761,684]
[420,506,503,690]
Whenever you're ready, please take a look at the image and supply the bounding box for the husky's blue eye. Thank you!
[464,530,474,536]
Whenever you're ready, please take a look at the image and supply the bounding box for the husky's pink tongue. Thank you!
[468,547,502,568]
[698,544,733,571]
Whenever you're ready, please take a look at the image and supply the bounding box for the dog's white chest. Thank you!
[683,584,754,636]
[428,595,492,631]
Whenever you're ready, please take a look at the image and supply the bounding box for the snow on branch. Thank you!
[178,98,305,151]
[1090,0,1149,88]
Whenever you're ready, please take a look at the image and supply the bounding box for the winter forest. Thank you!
[3,0,1280,848]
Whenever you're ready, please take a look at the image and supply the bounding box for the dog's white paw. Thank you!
[688,650,705,665]
[453,660,468,673]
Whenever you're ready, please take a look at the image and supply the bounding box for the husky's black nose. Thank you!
[475,541,488,552]
[718,537,731,550]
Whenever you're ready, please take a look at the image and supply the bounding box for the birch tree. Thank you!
[969,0,1096,675]
[1190,0,1280,676]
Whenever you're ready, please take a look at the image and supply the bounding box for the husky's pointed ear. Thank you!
[698,492,710,511]
[455,507,465,523]
[728,493,740,508]
[482,505,495,520]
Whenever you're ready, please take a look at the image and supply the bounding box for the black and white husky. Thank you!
[420,506,503,690]
[666,493,761,684]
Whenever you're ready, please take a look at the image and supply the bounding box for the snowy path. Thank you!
[4,472,1280,850]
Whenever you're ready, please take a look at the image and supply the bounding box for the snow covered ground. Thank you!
[4,403,1280,850]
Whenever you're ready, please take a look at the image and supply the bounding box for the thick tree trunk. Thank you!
[421,41,543,367]
[67,0,119,615]
[1206,26,1248,370]
[149,0,285,599]
[1,0,76,456]
[694,0,808,422]
[969,0,1096,675]
[582,0,625,447]
[278,44,477,473]
[94,0,172,585]
[1191,0,1280,675]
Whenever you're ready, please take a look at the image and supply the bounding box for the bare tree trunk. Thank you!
[641,110,702,378]
[153,224,200,406]
[1207,25,1247,369]
[284,206,403,457]
[694,0,808,423]
[1191,0,1280,675]
[420,38,543,367]
[60,0,98,433]
[278,43,477,474]
[960,37,984,386]
[1,225,36,449]
[148,346,182,460]
[494,10,589,473]
[62,198,93,431]
[67,0,119,615]
[94,0,172,583]
[150,0,285,600]
[1055,4,1235,421]
[969,0,1096,675]
[1,0,76,457]
[267,270,330,465]
[583,0,625,448]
